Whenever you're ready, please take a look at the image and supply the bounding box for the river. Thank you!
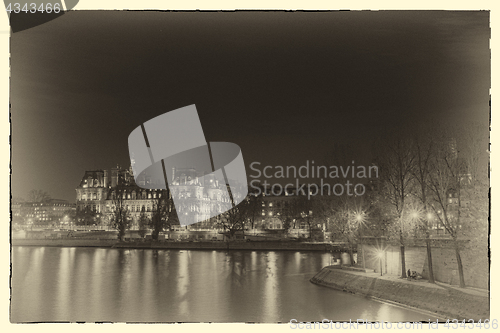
[11,246,428,323]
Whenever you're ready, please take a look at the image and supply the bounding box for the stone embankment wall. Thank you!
[12,239,117,247]
[358,238,488,290]
[12,239,335,251]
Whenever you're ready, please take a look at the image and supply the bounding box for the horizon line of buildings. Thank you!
[13,158,463,235]
[12,162,382,231]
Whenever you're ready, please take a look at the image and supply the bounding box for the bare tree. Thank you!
[428,149,465,286]
[428,125,489,288]
[12,196,25,203]
[27,190,51,203]
[245,193,263,230]
[311,194,331,235]
[109,186,131,241]
[150,189,178,240]
[330,197,357,264]
[459,122,489,182]
[137,206,149,239]
[294,194,315,239]
[458,123,489,288]
[410,128,436,283]
[216,198,249,240]
[318,193,368,264]
[276,198,303,234]
[376,132,416,278]
[76,205,96,228]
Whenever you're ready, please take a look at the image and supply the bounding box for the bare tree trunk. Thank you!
[348,243,354,267]
[425,234,435,283]
[362,244,366,269]
[422,191,435,283]
[399,203,407,278]
[454,239,466,288]
[152,228,159,240]
[400,245,406,278]
[118,224,125,241]
[400,233,407,278]
[455,170,465,288]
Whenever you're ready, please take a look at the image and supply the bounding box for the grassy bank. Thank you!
[310,266,489,321]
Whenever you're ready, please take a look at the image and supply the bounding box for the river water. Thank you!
[11,246,428,323]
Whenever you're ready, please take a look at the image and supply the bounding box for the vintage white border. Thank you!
[1,2,496,332]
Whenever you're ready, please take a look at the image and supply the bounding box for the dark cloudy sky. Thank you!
[11,10,490,202]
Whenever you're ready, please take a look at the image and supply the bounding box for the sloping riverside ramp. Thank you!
[310,266,489,321]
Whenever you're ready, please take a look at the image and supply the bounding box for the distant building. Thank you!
[12,199,75,227]
[256,185,305,230]
[76,165,230,228]
[75,169,109,214]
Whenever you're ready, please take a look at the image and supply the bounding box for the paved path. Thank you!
[326,266,489,298]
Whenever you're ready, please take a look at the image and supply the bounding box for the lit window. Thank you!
[262,212,265,216]
[269,202,273,207]
[269,212,273,216]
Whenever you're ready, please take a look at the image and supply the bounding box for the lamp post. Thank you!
[377,250,384,276]
[354,210,366,264]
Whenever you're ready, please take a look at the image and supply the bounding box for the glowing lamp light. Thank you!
[376,250,384,259]
[426,213,433,220]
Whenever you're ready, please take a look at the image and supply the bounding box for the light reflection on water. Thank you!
[11,246,428,323]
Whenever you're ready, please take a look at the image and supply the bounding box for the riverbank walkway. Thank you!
[336,265,489,298]
[311,265,490,320]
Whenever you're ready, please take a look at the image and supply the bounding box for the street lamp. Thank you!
[351,210,367,229]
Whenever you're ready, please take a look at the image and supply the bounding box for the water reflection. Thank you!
[56,248,71,320]
[12,247,428,323]
[263,252,278,322]
[177,251,189,316]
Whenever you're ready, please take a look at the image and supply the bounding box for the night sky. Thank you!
[11,10,490,202]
